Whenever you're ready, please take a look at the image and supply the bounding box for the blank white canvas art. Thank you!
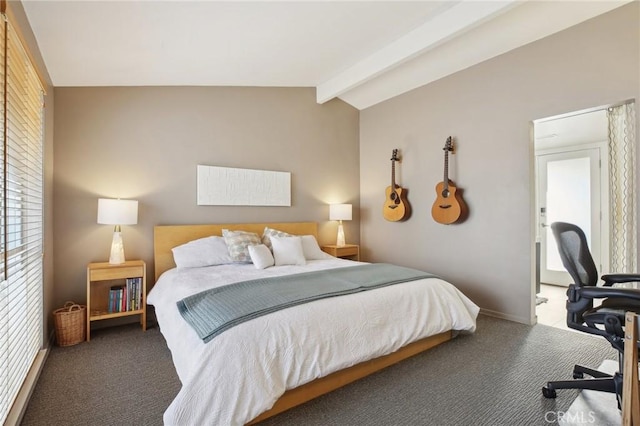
[197,165,291,206]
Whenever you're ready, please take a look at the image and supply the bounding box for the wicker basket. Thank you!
[53,301,86,346]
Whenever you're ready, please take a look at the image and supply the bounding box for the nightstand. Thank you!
[86,260,146,341]
[322,244,360,261]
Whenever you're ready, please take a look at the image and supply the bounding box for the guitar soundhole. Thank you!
[390,192,401,205]
[441,189,450,198]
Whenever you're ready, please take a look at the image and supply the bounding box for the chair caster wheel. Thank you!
[542,386,557,398]
[573,372,584,379]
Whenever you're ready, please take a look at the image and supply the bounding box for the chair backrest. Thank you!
[550,221,598,288]
[551,222,629,349]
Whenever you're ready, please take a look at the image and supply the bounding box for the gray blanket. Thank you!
[177,263,438,343]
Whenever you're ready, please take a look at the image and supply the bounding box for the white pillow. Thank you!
[222,229,262,263]
[300,235,331,260]
[271,236,306,266]
[261,227,291,251]
[248,244,275,269]
[172,236,233,269]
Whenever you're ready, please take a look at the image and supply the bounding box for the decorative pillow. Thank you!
[271,236,306,266]
[300,235,331,260]
[261,227,292,251]
[248,244,275,270]
[222,229,262,263]
[172,236,233,269]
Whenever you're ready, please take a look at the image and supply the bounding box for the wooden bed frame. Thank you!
[153,222,453,424]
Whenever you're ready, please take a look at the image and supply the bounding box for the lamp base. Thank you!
[336,222,346,247]
[109,231,126,265]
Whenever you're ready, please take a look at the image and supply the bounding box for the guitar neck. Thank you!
[443,150,449,189]
[391,160,396,189]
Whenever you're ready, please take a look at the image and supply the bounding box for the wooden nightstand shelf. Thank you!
[322,244,360,261]
[86,260,146,341]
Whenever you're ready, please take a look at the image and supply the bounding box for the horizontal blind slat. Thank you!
[0,16,44,425]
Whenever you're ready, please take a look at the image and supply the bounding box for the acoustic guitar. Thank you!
[432,137,465,224]
[383,149,408,222]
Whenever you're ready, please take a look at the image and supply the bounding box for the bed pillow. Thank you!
[261,227,292,251]
[300,235,331,260]
[271,236,306,266]
[222,229,262,263]
[248,244,275,269]
[172,236,233,269]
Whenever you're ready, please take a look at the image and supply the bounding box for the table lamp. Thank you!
[97,198,138,264]
[329,203,352,247]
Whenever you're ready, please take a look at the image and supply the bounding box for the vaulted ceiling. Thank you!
[22,1,631,110]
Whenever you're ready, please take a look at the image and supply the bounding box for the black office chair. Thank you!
[542,221,640,406]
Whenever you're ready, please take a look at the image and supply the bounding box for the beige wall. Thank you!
[360,3,639,324]
[40,1,640,327]
[53,87,359,308]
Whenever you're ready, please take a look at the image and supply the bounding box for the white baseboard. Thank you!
[480,308,533,325]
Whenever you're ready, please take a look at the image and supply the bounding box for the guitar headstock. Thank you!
[443,137,453,152]
[390,149,400,162]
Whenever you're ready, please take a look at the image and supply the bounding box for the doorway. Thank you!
[533,101,637,329]
[533,108,610,328]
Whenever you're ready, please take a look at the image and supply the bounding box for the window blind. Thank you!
[0,14,44,424]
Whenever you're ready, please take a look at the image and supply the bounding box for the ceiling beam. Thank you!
[315,0,520,105]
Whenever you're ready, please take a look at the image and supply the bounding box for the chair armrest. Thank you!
[601,273,640,286]
[580,286,640,301]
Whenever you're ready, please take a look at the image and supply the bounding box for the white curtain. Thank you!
[607,102,637,272]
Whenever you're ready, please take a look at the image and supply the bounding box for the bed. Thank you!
[148,222,479,425]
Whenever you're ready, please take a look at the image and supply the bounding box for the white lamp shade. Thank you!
[329,204,352,221]
[97,198,138,225]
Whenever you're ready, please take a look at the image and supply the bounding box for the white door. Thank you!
[538,148,602,286]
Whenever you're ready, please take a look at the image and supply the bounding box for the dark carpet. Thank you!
[21,314,617,426]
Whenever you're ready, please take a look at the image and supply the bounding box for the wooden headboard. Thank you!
[153,222,318,281]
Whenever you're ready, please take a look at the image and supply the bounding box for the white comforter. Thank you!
[147,258,479,425]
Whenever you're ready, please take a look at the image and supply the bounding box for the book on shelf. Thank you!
[107,277,142,313]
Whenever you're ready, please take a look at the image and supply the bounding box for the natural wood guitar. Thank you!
[431,137,465,224]
[383,149,408,222]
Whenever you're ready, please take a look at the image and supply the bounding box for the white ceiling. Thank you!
[22,0,632,110]
[535,109,608,151]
